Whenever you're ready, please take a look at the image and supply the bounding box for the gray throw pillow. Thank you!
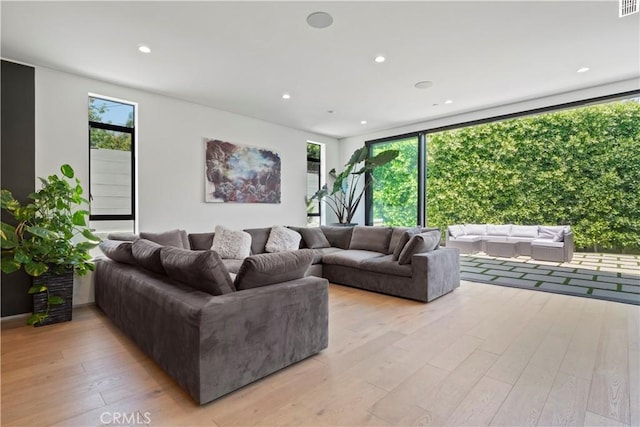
[131,239,166,274]
[398,230,442,265]
[349,226,393,253]
[140,229,189,249]
[234,249,314,291]
[99,240,135,264]
[160,246,235,296]
[320,226,354,249]
[188,232,215,250]
[392,227,423,261]
[299,227,331,249]
[106,232,138,241]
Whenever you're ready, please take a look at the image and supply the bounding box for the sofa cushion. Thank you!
[244,227,272,254]
[360,254,413,278]
[160,246,235,296]
[349,226,393,253]
[106,232,137,241]
[511,225,539,238]
[140,229,189,249]
[188,232,215,250]
[506,236,536,243]
[392,227,423,261]
[211,226,252,259]
[452,235,482,242]
[398,230,441,265]
[99,240,135,265]
[321,249,385,269]
[299,227,331,249]
[320,226,354,249]
[539,226,566,242]
[222,259,244,274]
[311,247,343,264]
[234,249,314,290]
[532,238,564,248]
[265,225,302,253]
[131,239,165,275]
[387,227,409,254]
[487,224,512,236]
[447,225,465,238]
[463,224,487,236]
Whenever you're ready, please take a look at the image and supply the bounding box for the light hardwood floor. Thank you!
[2,281,638,426]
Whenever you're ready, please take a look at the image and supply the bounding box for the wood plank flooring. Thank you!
[2,281,638,426]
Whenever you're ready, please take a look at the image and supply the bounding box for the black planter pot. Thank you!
[330,223,357,227]
[32,270,73,327]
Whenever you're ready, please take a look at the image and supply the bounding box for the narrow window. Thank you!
[306,142,322,226]
[88,96,135,228]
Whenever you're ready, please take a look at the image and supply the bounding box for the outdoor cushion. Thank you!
[349,226,393,253]
[321,250,385,269]
[532,239,564,248]
[320,226,354,249]
[484,236,508,242]
[160,246,236,296]
[188,232,215,250]
[511,225,539,238]
[140,229,189,249]
[452,235,482,242]
[464,224,487,235]
[360,255,412,278]
[487,224,512,236]
[234,249,314,290]
[298,227,331,249]
[398,230,441,265]
[448,225,465,238]
[244,227,272,254]
[99,240,135,265]
[131,239,165,275]
[265,225,301,253]
[539,226,567,241]
[506,236,537,243]
[211,226,252,259]
[392,227,423,261]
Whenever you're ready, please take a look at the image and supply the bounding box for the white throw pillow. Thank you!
[211,226,252,259]
[539,225,566,241]
[265,225,301,253]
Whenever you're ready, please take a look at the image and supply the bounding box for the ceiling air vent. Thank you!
[620,0,639,17]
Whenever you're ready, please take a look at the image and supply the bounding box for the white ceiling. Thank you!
[2,1,639,139]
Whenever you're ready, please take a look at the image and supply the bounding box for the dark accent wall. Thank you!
[1,60,36,316]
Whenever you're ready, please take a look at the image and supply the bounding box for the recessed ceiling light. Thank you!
[307,12,333,29]
[360,120,367,125]
[444,100,453,104]
[577,67,590,73]
[374,55,386,63]
[138,45,151,54]
[282,93,291,100]
[414,81,434,89]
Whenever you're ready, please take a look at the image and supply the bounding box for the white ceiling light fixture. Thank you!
[414,81,434,89]
[137,45,151,54]
[307,12,333,29]
[282,93,291,100]
[360,120,367,125]
[444,99,453,104]
[577,67,590,73]
[374,55,386,63]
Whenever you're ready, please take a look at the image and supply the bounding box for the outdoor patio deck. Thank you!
[461,252,640,305]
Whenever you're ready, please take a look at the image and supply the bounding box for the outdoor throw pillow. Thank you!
[140,229,189,249]
[447,225,465,238]
[131,239,166,274]
[265,225,302,253]
[211,226,252,259]
[392,227,423,261]
[234,249,314,290]
[98,240,135,265]
[398,230,441,265]
[160,246,235,296]
[539,226,566,242]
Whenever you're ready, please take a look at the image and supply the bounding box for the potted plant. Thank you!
[1,164,101,326]
[312,145,399,225]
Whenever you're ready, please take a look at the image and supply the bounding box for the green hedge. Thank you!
[427,100,640,251]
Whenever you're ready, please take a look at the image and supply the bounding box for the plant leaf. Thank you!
[24,261,48,276]
[25,226,57,239]
[27,313,48,326]
[28,285,47,294]
[72,210,87,226]
[14,248,31,263]
[48,296,64,305]
[76,241,99,251]
[1,257,21,274]
[81,229,101,242]
[60,164,74,178]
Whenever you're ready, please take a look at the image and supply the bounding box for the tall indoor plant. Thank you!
[1,164,100,326]
[312,145,399,225]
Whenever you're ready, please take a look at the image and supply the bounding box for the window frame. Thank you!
[306,142,322,224]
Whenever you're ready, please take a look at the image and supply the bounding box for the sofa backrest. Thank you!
[349,226,393,253]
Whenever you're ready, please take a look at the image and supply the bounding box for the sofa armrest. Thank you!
[197,276,329,404]
[564,231,574,262]
[411,247,460,302]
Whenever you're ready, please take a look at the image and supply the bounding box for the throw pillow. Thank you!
[98,240,135,265]
[265,225,302,253]
[234,249,314,290]
[392,227,423,261]
[447,225,465,238]
[320,226,354,249]
[398,230,441,265]
[160,246,235,296]
[140,229,189,249]
[211,226,252,259]
[131,239,165,274]
[539,225,566,241]
[299,227,331,249]
[349,226,393,253]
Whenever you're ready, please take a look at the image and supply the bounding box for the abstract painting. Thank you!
[204,138,281,203]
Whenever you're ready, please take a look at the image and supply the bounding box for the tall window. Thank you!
[88,96,135,222]
[306,142,322,226]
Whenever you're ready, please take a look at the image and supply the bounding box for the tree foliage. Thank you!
[425,100,640,251]
[89,98,133,151]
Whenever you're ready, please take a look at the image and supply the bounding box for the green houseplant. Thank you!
[312,145,399,225]
[1,164,101,326]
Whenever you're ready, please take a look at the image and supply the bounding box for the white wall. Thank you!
[339,78,640,225]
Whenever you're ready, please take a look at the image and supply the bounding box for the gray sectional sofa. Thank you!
[445,223,574,262]
[96,225,460,405]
